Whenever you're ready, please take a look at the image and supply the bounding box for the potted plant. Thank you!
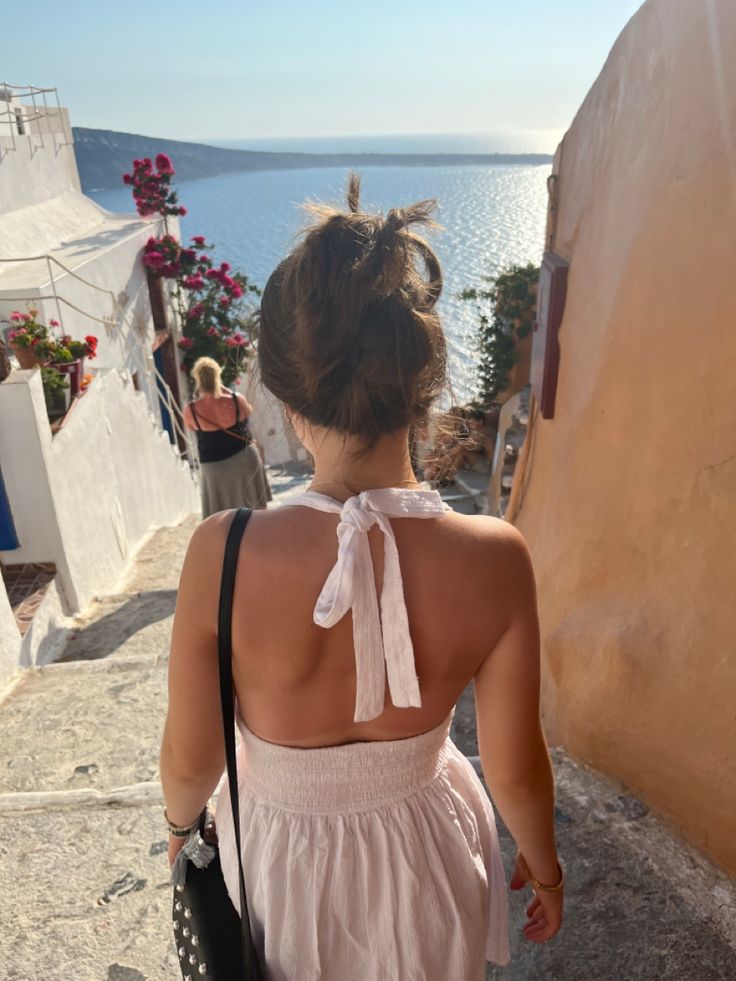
[40,365,69,420]
[7,311,52,368]
[48,333,98,396]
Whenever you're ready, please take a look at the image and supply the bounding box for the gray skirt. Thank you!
[199,445,272,518]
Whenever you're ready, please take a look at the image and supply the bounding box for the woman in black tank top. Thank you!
[184,358,272,518]
[190,390,251,464]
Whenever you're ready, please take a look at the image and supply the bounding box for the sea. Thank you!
[89,140,551,402]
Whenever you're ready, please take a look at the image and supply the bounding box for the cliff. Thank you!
[71,127,553,192]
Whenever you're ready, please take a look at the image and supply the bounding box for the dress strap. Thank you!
[286,488,450,722]
[230,390,240,423]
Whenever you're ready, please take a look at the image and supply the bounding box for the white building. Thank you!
[0,84,198,688]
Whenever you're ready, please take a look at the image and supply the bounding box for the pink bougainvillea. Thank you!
[127,159,261,388]
[122,156,186,219]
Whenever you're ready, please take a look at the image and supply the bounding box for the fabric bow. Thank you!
[288,489,449,722]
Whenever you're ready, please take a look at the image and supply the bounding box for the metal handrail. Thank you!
[0,83,59,96]
[117,319,197,465]
[0,252,138,298]
[146,358,198,465]
[0,82,73,149]
[0,107,49,123]
[0,244,164,331]
[0,293,116,328]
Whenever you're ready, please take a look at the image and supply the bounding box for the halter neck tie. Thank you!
[286,488,450,722]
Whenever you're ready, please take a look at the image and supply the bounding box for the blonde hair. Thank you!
[191,356,222,396]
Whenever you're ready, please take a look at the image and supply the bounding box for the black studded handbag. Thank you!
[171,507,266,981]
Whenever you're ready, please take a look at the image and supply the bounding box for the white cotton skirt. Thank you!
[215,716,510,981]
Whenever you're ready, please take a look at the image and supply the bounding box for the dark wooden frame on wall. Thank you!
[147,271,186,454]
[531,251,569,419]
[147,270,169,333]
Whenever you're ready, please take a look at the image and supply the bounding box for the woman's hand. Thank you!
[510,853,564,943]
[166,813,218,868]
[168,834,187,869]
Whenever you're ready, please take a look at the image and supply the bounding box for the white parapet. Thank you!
[0,368,198,620]
[0,94,79,214]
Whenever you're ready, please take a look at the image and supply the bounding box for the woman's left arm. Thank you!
[160,514,231,863]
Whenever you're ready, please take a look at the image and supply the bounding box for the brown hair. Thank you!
[191,356,222,396]
[258,174,447,445]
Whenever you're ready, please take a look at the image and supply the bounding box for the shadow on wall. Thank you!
[58,589,176,663]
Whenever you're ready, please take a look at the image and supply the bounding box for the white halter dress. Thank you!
[216,489,510,980]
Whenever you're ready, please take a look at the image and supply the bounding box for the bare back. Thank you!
[183,391,251,431]
[210,502,524,747]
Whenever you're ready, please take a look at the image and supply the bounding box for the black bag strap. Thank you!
[217,507,263,980]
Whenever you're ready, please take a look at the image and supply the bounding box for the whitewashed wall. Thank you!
[0,368,198,613]
[0,105,79,214]
[0,577,21,693]
[0,196,178,435]
[242,364,307,466]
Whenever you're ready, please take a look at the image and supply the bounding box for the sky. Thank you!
[3,0,644,150]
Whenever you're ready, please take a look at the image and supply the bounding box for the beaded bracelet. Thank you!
[164,808,198,838]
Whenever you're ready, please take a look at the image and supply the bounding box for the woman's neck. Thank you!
[308,428,418,499]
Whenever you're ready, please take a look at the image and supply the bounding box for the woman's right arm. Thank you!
[236,392,253,418]
[475,524,563,943]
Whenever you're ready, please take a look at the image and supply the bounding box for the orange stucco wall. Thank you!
[514,0,736,874]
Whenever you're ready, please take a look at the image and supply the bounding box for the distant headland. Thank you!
[72,127,554,193]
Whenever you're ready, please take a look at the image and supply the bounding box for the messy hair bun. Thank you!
[258,173,447,444]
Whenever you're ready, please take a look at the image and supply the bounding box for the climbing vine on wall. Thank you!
[459,262,539,407]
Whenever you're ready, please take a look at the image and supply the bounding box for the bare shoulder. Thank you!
[180,511,236,584]
[440,511,536,606]
[441,509,530,554]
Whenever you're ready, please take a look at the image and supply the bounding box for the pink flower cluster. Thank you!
[142,234,184,277]
[126,153,259,387]
[122,155,186,219]
[226,332,249,348]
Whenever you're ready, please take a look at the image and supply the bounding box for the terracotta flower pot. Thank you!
[10,343,45,370]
